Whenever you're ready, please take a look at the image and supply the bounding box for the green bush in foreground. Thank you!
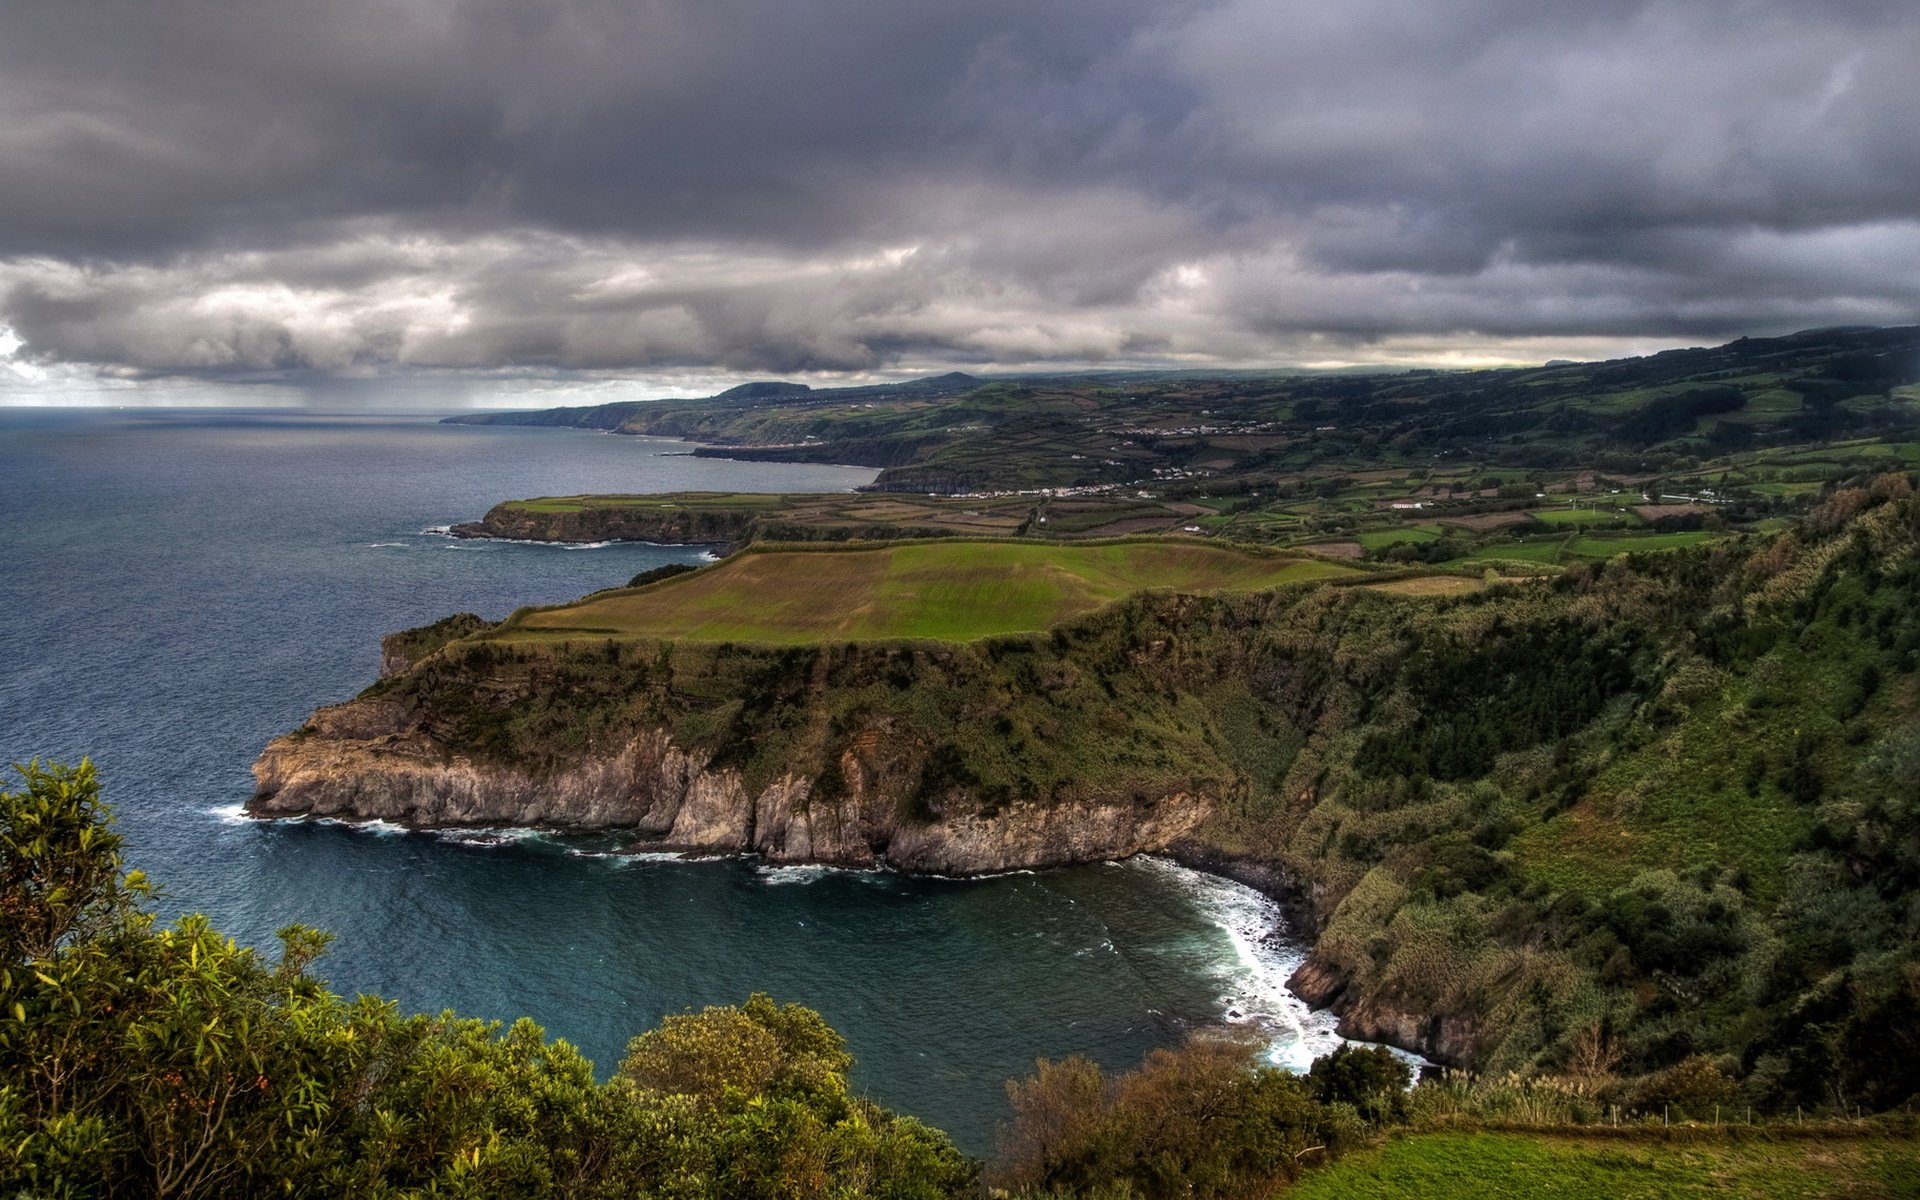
[0,761,973,1199]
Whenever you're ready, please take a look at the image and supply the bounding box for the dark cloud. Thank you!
[0,0,1915,385]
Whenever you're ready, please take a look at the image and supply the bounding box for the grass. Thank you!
[500,539,1363,645]
[1290,1131,1920,1200]
[1530,506,1639,527]
[1469,540,1567,564]
[1566,531,1715,558]
[1357,527,1441,549]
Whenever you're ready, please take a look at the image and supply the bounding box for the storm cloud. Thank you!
[2,0,1916,386]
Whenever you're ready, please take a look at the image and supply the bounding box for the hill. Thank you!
[443,326,1920,569]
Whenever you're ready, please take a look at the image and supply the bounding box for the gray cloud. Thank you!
[0,0,1916,385]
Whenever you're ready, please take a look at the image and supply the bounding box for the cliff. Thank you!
[451,501,758,544]
[251,703,1210,876]
[244,494,1920,1086]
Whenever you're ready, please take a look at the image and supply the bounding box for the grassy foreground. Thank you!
[504,539,1362,644]
[1290,1130,1920,1200]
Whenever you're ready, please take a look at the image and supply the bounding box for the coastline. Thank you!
[230,799,1376,1071]
[232,797,1441,1071]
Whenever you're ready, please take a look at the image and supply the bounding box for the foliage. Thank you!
[1309,1044,1412,1123]
[0,764,972,1199]
[993,1037,1381,1200]
[335,481,1920,1125]
[1286,1129,1920,1200]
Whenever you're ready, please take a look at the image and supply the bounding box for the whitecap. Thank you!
[365,542,409,548]
[1123,856,1370,1072]
[435,827,547,848]
[275,814,412,836]
[566,847,688,867]
[758,864,837,886]
[207,802,251,825]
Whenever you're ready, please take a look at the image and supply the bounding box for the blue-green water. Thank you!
[0,408,1340,1153]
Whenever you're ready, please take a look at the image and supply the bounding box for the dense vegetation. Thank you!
[1,763,972,1198]
[362,479,1920,1118]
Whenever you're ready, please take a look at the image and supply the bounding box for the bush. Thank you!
[0,763,974,1200]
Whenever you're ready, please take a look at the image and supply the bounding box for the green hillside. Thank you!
[369,479,1920,1114]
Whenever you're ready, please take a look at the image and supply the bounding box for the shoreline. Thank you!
[227,801,1428,1070]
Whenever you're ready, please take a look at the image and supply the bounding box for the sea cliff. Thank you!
[251,707,1211,876]
[451,500,756,545]
[249,496,1920,1080]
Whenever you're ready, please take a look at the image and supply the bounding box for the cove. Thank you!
[0,408,1337,1153]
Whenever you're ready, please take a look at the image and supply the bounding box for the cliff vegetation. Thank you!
[256,480,1920,1116]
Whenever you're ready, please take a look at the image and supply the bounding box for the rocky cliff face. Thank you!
[451,503,754,544]
[1285,955,1476,1068]
[249,698,1212,876]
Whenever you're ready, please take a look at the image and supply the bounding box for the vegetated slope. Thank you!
[1286,1130,1920,1200]
[444,326,1920,494]
[259,478,1920,1112]
[503,540,1360,645]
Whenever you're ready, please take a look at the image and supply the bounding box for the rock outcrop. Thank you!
[450,503,755,544]
[1286,955,1477,1067]
[250,703,1212,877]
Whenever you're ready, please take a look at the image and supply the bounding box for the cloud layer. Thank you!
[2,0,1917,384]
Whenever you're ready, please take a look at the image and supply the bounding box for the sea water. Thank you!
[0,408,1340,1153]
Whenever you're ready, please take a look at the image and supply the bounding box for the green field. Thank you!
[1291,1132,1920,1200]
[1566,531,1715,558]
[503,539,1360,644]
[1469,539,1568,564]
[1357,527,1441,549]
[1530,505,1639,526]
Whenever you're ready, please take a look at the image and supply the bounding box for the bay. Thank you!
[0,408,1340,1153]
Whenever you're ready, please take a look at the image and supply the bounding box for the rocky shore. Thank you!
[251,693,1469,1067]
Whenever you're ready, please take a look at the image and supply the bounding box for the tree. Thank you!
[1,764,975,1199]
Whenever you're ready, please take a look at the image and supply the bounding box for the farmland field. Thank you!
[501,539,1362,644]
[1566,530,1716,558]
[1530,505,1639,526]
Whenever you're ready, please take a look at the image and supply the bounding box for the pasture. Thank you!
[500,539,1360,644]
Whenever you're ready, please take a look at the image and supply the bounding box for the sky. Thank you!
[2,0,1917,402]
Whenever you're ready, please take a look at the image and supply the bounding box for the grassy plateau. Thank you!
[504,538,1361,644]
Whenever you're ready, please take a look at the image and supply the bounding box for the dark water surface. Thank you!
[0,408,1338,1153]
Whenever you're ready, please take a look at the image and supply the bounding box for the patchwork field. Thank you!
[502,539,1361,644]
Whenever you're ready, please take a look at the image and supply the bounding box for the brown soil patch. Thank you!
[1366,575,1483,595]
[1438,511,1537,532]
[1308,541,1366,559]
[1633,503,1712,521]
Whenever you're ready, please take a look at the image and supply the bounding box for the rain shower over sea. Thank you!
[0,408,1342,1152]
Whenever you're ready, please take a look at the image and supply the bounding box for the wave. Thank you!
[433,826,548,848]
[207,802,251,825]
[564,847,689,867]
[1123,856,1349,1071]
[365,542,409,548]
[758,864,836,885]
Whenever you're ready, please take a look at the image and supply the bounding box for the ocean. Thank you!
[0,407,1341,1153]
